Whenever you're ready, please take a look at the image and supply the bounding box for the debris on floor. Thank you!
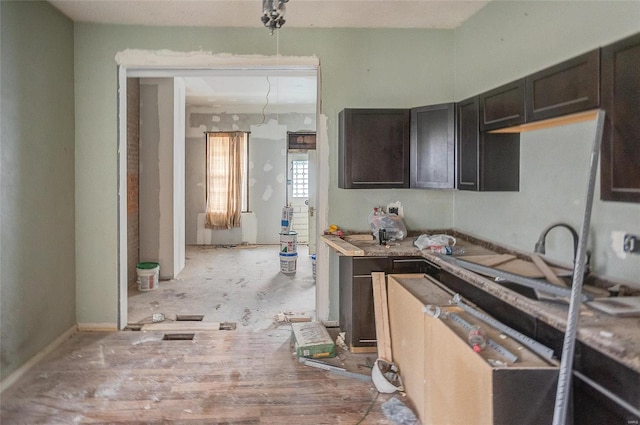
[372,359,404,393]
[300,358,372,382]
[335,331,348,351]
[275,311,312,323]
[381,396,420,425]
[291,321,336,359]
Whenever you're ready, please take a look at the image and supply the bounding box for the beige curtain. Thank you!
[205,132,246,230]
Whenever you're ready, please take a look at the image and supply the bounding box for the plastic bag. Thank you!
[414,234,457,252]
[368,210,407,241]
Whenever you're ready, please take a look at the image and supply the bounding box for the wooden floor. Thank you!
[0,328,401,424]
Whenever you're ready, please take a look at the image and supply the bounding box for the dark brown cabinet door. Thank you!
[457,96,520,191]
[338,109,410,189]
[457,97,480,191]
[479,79,526,131]
[526,49,600,122]
[410,103,455,189]
[339,256,390,350]
[600,33,640,203]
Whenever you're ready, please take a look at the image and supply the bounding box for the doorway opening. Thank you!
[116,54,325,330]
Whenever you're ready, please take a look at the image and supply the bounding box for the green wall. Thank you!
[453,1,640,282]
[1,1,76,380]
[73,25,457,325]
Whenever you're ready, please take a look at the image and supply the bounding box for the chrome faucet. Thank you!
[534,222,590,266]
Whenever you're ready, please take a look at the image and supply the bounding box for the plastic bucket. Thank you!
[311,254,316,280]
[279,252,298,274]
[136,262,159,291]
[280,231,298,253]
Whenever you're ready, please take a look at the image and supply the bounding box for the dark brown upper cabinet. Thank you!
[525,49,600,123]
[410,103,455,189]
[457,96,520,192]
[479,79,526,131]
[600,33,640,203]
[338,109,411,189]
[457,97,480,191]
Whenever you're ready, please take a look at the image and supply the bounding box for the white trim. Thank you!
[76,323,119,332]
[315,113,330,321]
[117,66,128,330]
[0,325,77,394]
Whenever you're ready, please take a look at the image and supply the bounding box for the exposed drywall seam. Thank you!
[115,49,319,69]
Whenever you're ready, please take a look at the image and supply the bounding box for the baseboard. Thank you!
[76,323,118,332]
[0,324,77,394]
[322,320,340,328]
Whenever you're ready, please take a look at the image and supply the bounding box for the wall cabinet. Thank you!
[479,79,526,131]
[457,96,520,191]
[525,49,600,122]
[338,109,410,189]
[338,256,435,352]
[600,33,640,203]
[410,103,455,189]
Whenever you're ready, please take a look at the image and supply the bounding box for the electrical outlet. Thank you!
[623,234,640,254]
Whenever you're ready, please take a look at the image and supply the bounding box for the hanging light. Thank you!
[261,0,289,34]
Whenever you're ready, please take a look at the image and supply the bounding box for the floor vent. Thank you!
[163,333,195,341]
[175,314,204,321]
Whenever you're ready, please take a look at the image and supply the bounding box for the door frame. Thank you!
[116,51,327,329]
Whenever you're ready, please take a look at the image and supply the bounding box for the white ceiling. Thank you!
[49,0,489,111]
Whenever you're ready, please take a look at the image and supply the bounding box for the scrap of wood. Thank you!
[344,234,374,242]
[372,272,392,362]
[275,311,312,323]
[529,253,569,287]
[460,254,517,268]
[141,322,224,332]
[320,235,364,256]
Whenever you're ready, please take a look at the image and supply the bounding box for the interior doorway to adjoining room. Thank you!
[117,55,324,330]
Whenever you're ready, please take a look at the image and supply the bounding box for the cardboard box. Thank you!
[291,322,336,359]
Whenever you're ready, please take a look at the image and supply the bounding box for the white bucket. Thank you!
[279,252,298,274]
[280,231,298,253]
[136,262,159,291]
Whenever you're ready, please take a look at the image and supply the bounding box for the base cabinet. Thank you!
[388,275,558,425]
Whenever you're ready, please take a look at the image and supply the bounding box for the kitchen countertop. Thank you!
[321,230,640,375]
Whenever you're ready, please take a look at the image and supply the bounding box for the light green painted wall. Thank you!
[73,25,456,324]
[453,1,640,285]
[1,1,75,380]
[74,2,640,326]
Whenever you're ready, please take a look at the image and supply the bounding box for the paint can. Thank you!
[279,252,298,274]
[280,231,298,253]
[136,262,159,291]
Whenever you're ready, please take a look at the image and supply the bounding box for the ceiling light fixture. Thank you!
[261,0,289,34]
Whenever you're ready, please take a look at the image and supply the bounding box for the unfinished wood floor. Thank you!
[0,328,401,424]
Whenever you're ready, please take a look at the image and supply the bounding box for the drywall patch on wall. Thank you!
[610,231,628,260]
[264,161,273,172]
[115,49,319,70]
[262,185,274,201]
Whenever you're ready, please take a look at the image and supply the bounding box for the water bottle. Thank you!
[468,325,487,353]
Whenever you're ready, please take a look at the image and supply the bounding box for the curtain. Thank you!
[205,132,246,230]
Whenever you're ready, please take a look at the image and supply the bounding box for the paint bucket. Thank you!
[136,262,159,291]
[280,231,298,253]
[279,252,298,274]
[311,254,316,280]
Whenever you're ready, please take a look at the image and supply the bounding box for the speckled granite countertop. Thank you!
[322,230,640,374]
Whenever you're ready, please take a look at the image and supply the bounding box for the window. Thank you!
[292,160,309,198]
[205,132,248,229]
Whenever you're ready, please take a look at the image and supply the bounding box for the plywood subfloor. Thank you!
[128,245,316,331]
[0,329,399,424]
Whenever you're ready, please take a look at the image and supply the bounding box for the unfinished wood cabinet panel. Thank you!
[388,274,558,425]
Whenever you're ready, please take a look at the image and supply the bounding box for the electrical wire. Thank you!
[260,75,272,125]
[354,390,380,425]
